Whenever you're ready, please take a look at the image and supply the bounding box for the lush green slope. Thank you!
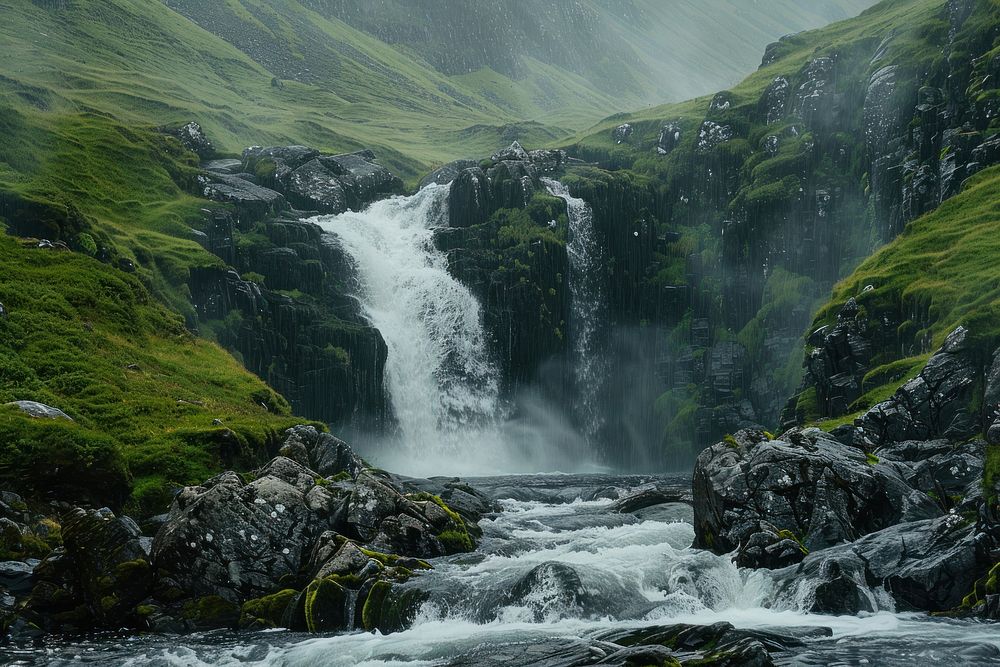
[0,0,561,184]
[0,230,307,516]
[805,166,1000,428]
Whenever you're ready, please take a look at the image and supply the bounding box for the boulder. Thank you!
[771,514,990,612]
[202,158,243,174]
[419,159,478,189]
[612,123,633,144]
[693,428,941,555]
[4,401,72,421]
[696,121,733,152]
[318,151,403,209]
[526,148,566,173]
[151,466,324,603]
[242,145,320,175]
[285,159,349,213]
[27,508,154,629]
[279,425,366,479]
[491,141,529,162]
[657,123,682,155]
[609,486,691,514]
[199,173,287,222]
[167,121,214,159]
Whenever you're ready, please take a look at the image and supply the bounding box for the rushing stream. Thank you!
[11,474,1000,666]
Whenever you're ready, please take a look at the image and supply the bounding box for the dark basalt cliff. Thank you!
[186,138,405,429]
[563,0,1000,461]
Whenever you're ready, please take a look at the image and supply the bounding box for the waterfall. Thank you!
[543,178,608,441]
[312,185,502,466]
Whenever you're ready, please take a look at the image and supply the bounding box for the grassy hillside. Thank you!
[805,166,1000,428]
[0,1,878,184]
[569,0,945,162]
[0,230,308,516]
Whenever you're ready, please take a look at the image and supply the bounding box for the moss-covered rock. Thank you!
[182,595,241,629]
[240,589,298,629]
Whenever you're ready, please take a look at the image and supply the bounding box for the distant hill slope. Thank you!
[302,0,877,107]
[1,0,877,183]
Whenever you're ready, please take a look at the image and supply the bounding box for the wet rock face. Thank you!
[25,508,153,632]
[855,327,979,448]
[796,57,840,131]
[802,298,871,418]
[693,428,941,555]
[696,120,733,152]
[761,76,789,124]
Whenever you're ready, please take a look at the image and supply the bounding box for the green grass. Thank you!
[811,167,1000,356]
[0,234,311,515]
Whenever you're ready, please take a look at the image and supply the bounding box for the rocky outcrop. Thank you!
[22,507,152,633]
[693,428,941,559]
[2,427,484,637]
[855,327,979,448]
[165,121,214,159]
[437,143,571,387]
[186,142,402,429]
[201,146,402,222]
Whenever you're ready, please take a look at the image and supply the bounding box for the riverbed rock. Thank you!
[771,513,990,613]
[693,428,941,555]
[151,466,323,603]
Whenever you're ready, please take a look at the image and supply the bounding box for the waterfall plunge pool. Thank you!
[10,474,1000,667]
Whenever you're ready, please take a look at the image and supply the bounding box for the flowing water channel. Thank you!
[8,474,999,666]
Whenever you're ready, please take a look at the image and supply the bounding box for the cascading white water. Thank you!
[312,185,502,465]
[543,179,608,440]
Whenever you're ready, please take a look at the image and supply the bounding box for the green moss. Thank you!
[360,580,427,634]
[961,562,1000,609]
[302,577,349,633]
[182,595,240,628]
[437,529,475,554]
[361,580,392,631]
[723,434,738,449]
[241,588,297,629]
[866,452,880,466]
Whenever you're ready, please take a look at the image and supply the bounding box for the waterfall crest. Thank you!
[313,186,501,466]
